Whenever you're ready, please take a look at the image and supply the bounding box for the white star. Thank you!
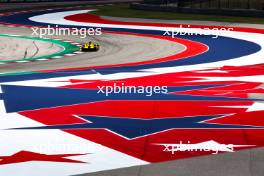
[246,102,264,112]
[211,102,264,112]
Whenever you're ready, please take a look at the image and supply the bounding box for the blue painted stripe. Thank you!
[0,10,261,83]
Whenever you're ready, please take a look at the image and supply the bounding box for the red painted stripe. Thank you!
[65,13,264,34]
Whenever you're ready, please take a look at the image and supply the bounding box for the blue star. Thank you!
[12,115,263,139]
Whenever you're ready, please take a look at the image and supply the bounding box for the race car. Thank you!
[81,41,100,52]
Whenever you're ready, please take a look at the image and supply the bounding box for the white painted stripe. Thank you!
[15,60,29,63]
[29,10,264,78]
[64,53,76,56]
[74,51,84,54]
[53,38,62,41]
[36,58,49,61]
[24,10,264,77]
[52,56,63,59]
[9,34,21,37]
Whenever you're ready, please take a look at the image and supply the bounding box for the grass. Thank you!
[89,4,264,24]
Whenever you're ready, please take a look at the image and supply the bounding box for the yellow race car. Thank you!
[81,41,100,52]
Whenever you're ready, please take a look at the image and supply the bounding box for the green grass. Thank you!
[90,4,264,24]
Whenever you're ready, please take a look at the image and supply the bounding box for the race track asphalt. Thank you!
[0,25,185,73]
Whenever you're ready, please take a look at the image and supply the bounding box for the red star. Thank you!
[0,151,87,165]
